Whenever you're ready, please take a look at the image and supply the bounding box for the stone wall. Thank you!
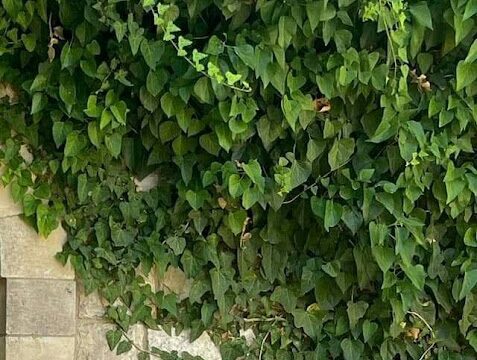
[0,184,222,359]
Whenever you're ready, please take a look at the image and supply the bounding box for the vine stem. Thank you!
[120,329,161,358]
[155,21,251,93]
[258,331,270,360]
[282,158,352,205]
[407,311,436,360]
[243,316,286,323]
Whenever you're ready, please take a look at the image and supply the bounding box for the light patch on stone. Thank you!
[78,282,108,319]
[19,144,33,164]
[134,173,159,192]
[148,328,222,360]
[239,328,256,346]
[0,218,73,279]
[76,322,146,360]
[4,336,75,360]
[160,266,192,301]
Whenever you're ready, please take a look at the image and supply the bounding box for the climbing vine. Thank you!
[2,0,477,359]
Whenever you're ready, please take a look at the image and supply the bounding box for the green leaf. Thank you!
[347,301,369,329]
[324,200,342,231]
[210,267,232,304]
[282,95,301,131]
[77,174,88,204]
[165,236,186,255]
[234,44,256,69]
[141,40,164,69]
[106,329,122,351]
[328,138,355,171]
[116,340,132,355]
[21,33,36,52]
[113,21,127,42]
[105,133,122,158]
[271,286,297,313]
[362,320,378,343]
[465,39,477,63]
[456,61,477,91]
[59,73,76,110]
[292,309,323,339]
[464,0,477,20]
[402,263,426,290]
[409,2,433,29]
[146,70,167,97]
[341,338,364,360]
[186,189,208,210]
[110,101,128,125]
[3,0,22,18]
[242,160,265,193]
[459,269,477,300]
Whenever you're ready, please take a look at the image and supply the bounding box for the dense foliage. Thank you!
[2,0,477,358]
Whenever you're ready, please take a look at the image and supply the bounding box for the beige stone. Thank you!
[0,185,22,218]
[6,279,76,336]
[148,328,222,360]
[134,173,159,192]
[160,266,191,301]
[76,321,146,360]
[78,282,107,319]
[0,217,73,279]
[1,336,75,360]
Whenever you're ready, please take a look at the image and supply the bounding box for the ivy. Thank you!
[2,0,477,359]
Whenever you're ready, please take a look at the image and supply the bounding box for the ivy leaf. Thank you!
[105,133,122,158]
[242,160,265,193]
[146,69,167,97]
[362,320,378,343]
[165,236,186,256]
[340,338,364,360]
[116,340,132,355]
[456,61,477,91]
[282,95,301,131]
[234,44,256,69]
[464,0,477,21]
[328,138,355,171]
[409,2,433,29]
[402,263,426,290]
[210,267,232,306]
[106,329,122,350]
[347,301,369,329]
[141,40,164,69]
[186,189,208,210]
[292,309,323,339]
[459,269,477,300]
[324,200,342,231]
[110,101,128,125]
[271,286,297,313]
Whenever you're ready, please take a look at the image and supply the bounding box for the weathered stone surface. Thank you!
[0,217,73,279]
[160,266,191,301]
[134,173,159,192]
[1,336,75,360]
[0,185,22,218]
[0,279,5,336]
[76,321,146,360]
[78,282,107,319]
[148,328,222,360]
[6,279,76,336]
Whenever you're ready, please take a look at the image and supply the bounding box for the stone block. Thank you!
[148,328,221,360]
[160,266,191,301]
[76,321,146,360]
[6,279,75,336]
[0,217,73,279]
[78,282,107,319]
[0,336,75,360]
[0,185,21,218]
